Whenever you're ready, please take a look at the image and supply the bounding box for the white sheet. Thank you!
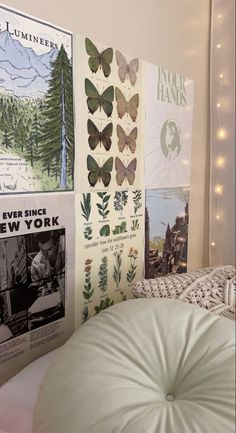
[0,349,58,433]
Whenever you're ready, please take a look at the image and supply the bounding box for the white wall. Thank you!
[1,0,211,270]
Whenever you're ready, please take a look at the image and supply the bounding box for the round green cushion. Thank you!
[33,299,235,433]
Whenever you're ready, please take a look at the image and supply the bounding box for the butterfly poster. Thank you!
[75,35,143,192]
[144,62,193,189]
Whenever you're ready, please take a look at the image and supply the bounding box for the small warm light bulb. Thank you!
[217,128,227,140]
[211,242,215,246]
[216,103,221,108]
[215,184,223,194]
[218,14,222,18]
[216,156,225,167]
[216,215,220,220]
[217,44,221,49]
[219,73,223,78]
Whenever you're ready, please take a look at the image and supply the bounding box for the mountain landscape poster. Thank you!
[0,5,74,193]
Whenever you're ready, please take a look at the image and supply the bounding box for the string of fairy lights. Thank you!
[210,10,227,250]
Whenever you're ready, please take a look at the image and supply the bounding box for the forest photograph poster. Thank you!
[0,5,74,194]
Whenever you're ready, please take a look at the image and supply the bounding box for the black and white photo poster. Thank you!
[0,194,75,384]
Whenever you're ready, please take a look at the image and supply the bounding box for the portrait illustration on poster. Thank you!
[0,5,74,193]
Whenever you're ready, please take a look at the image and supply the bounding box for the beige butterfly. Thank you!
[117,125,137,153]
[115,157,137,186]
[116,51,139,86]
[115,88,139,122]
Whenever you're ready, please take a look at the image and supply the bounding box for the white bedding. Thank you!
[0,349,58,433]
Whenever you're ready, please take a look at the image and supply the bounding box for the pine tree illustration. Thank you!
[40,45,74,189]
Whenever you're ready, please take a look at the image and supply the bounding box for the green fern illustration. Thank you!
[96,192,111,219]
[81,193,91,221]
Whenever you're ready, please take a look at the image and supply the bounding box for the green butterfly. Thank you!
[85,38,113,77]
[87,119,113,151]
[87,155,113,187]
[85,78,114,117]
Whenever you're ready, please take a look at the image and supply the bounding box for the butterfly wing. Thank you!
[85,38,100,74]
[87,155,100,187]
[101,86,114,117]
[128,93,139,122]
[115,157,126,186]
[101,156,113,187]
[116,124,127,152]
[101,122,113,151]
[115,87,127,119]
[87,119,100,150]
[128,58,139,86]
[85,78,100,114]
[127,127,138,153]
[126,158,137,185]
[101,47,113,77]
[116,50,128,83]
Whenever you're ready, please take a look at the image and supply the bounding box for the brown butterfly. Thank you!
[115,88,139,122]
[116,125,137,153]
[116,50,139,86]
[115,157,137,186]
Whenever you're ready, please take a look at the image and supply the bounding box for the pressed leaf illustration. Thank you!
[81,193,91,221]
[131,219,139,231]
[100,224,110,237]
[112,221,127,235]
[126,248,138,283]
[113,191,128,215]
[82,305,89,323]
[132,190,142,215]
[84,226,92,240]
[113,250,123,289]
[94,297,114,314]
[83,259,94,301]
[96,191,111,219]
[98,256,108,292]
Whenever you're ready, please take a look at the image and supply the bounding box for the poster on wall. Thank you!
[0,5,74,194]
[0,194,75,384]
[145,187,189,279]
[77,189,144,323]
[144,63,193,189]
[75,35,144,193]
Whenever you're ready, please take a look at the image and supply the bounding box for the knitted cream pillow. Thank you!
[133,265,235,320]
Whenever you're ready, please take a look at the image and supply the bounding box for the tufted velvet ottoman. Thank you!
[33,299,235,433]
